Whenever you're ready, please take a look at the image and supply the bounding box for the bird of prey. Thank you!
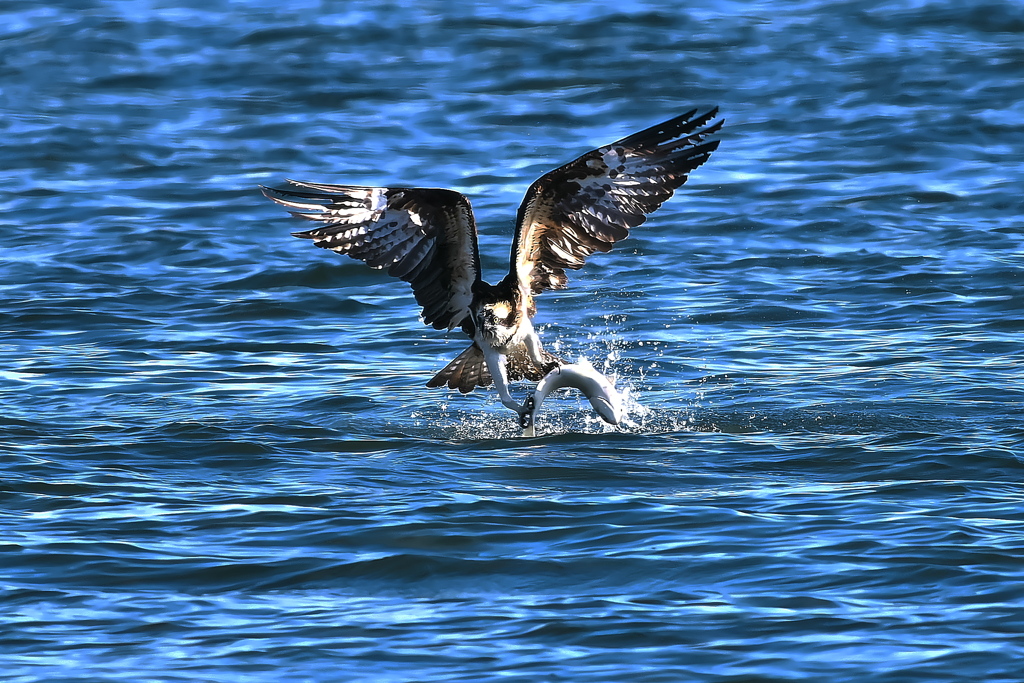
[262,107,722,420]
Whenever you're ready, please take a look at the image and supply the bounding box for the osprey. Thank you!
[262,108,722,420]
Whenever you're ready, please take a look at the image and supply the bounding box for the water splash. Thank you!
[419,352,656,440]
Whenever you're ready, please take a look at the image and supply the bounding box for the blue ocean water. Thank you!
[2,0,1023,680]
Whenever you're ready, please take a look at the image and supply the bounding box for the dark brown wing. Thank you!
[262,181,481,331]
[510,108,722,294]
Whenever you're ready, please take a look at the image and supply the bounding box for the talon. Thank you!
[519,394,536,429]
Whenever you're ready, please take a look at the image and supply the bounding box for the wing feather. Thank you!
[510,108,722,294]
[262,182,480,330]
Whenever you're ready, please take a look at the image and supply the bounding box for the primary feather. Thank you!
[510,107,722,294]
[260,183,480,331]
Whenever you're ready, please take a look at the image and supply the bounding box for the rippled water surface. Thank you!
[3,0,1024,681]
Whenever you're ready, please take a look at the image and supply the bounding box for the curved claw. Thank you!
[519,393,536,429]
[542,359,562,375]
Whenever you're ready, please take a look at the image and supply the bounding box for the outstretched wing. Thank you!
[262,181,480,331]
[510,108,722,294]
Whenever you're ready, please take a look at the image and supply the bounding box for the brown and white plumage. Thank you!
[512,107,723,297]
[262,108,722,417]
[260,184,480,332]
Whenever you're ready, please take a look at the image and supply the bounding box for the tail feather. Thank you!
[427,343,564,393]
[427,344,491,394]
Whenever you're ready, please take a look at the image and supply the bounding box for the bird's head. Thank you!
[481,301,516,328]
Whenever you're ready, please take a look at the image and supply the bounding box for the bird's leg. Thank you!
[524,327,561,375]
[482,347,528,415]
